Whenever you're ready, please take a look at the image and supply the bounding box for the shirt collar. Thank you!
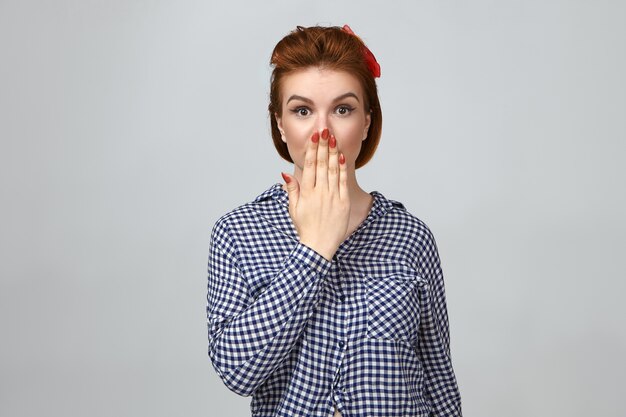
[254,183,402,216]
[252,183,405,251]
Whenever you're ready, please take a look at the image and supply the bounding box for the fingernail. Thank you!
[329,135,336,148]
[339,153,345,164]
[321,128,329,140]
[311,132,319,143]
[281,172,291,183]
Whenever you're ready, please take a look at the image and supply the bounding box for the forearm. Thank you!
[207,242,331,396]
[415,228,462,415]
[418,319,462,416]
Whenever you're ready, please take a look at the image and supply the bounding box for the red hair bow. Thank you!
[342,24,381,78]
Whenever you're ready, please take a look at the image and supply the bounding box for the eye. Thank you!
[290,107,311,117]
[335,105,355,116]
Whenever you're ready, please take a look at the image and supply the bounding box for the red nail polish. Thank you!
[329,135,336,148]
[311,132,319,143]
[339,153,345,164]
[281,172,291,183]
[321,128,329,140]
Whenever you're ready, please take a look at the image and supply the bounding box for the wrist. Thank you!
[299,239,337,261]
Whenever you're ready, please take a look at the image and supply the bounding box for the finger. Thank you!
[281,172,300,212]
[338,152,348,200]
[301,131,319,189]
[316,128,330,189]
[328,134,339,193]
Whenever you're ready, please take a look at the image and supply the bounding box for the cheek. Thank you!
[283,122,312,151]
[282,117,307,139]
[282,130,308,165]
[334,122,365,151]
[283,125,307,146]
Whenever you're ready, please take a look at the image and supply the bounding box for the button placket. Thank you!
[336,256,348,350]
[336,255,347,304]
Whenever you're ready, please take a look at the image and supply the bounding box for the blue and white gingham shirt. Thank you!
[207,183,462,416]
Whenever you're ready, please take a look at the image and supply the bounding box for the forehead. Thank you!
[280,67,364,102]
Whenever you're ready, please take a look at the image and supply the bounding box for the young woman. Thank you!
[207,25,462,417]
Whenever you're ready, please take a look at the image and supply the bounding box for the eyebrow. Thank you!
[286,92,360,105]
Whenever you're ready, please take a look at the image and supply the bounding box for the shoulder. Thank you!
[382,195,444,280]
[210,183,284,241]
[374,190,439,247]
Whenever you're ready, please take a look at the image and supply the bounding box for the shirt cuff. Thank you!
[289,242,333,276]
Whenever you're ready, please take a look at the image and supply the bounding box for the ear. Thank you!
[275,112,287,143]
[363,110,372,140]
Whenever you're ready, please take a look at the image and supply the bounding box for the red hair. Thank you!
[268,25,382,169]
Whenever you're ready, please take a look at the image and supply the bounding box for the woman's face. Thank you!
[275,67,371,174]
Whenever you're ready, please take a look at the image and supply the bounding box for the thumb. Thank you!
[281,172,299,209]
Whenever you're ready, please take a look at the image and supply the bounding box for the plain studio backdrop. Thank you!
[1,1,624,416]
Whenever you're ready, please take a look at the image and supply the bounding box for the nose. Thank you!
[314,114,331,134]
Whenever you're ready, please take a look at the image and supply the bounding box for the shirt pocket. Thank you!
[364,266,428,344]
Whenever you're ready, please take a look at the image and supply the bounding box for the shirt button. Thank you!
[338,341,345,348]
[339,295,346,303]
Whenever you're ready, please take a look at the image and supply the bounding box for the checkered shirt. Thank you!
[207,183,462,416]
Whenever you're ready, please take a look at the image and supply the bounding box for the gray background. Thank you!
[1,1,625,416]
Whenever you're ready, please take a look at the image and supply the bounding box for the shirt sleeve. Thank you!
[206,217,332,397]
[416,227,463,416]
